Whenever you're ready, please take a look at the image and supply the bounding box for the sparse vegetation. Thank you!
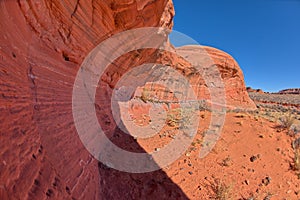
[290,137,300,178]
[279,112,295,130]
[292,148,300,174]
[263,192,274,200]
[210,178,233,200]
[221,156,232,167]
[240,194,258,200]
[248,92,300,107]
[140,88,152,103]
[290,124,300,136]
[248,91,300,127]
[166,107,194,128]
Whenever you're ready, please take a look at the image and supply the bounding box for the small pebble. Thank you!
[257,154,261,159]
[250,155,258,162]
[262,176,271,186]
[276,147,281,152]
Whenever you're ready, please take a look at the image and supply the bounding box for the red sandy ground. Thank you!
[127,101,300,199]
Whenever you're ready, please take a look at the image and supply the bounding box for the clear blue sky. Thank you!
[170,0,300,92]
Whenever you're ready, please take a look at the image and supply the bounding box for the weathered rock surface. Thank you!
[0,1,185,199]
[153,46,256,110]
[1,0,255,199]
[182,46,257,110]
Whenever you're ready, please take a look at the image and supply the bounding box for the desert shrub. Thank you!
[292,137,300,149]
[140,88,151,103]
[289,124,300,136]
[210,178,233,200]
[166,107,194,128]
[291,139,300,178]
[279,112,294,130]
[293,148,300,172]
[198,100,209,111]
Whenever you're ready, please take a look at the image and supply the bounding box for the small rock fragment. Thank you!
[250,155,258,162]
[262,176,271,186]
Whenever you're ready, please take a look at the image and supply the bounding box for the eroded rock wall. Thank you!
[0,1,174,199]
[0,0,255,199]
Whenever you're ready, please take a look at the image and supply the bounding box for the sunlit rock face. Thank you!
[154,46,256,110]
[0,1,175,199]
[202,46,256,110]
[0,0,255,199]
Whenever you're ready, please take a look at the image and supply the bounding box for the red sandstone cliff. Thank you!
[0,0,255,199]
[155,45,256,110]
[0,1,176,199]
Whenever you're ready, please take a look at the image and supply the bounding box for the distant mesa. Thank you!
[246,87,264,94]
[278,88,300,95]
[247,87,300,95]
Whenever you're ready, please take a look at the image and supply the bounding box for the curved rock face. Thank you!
[155,46,256,110]
[0,1,182,200]
[15,0,174,64]
[202,46,256,110]
[1,0,255,199]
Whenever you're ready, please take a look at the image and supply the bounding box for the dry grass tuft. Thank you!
[293,148,300,171]
[166,107,194,128]
[279,112,295,130]
[140,88,151,103]
[210,178,233,200]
